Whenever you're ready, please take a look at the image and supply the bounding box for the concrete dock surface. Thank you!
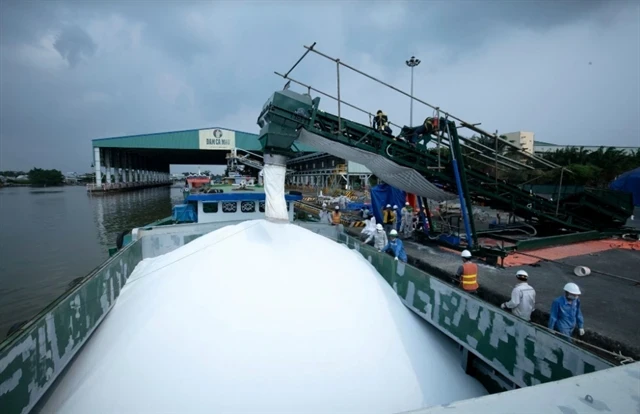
[345,225,640,361]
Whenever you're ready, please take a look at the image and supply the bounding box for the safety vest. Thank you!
[460,262,479,291]
[331,211,341,225]
[383,209,390,224]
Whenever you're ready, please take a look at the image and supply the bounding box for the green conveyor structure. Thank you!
[257,88,636,253]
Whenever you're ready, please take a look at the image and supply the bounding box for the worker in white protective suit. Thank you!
[361,214,377,240]
[339,195,348,211]
[364,223,388,251]
[501,270,536,321]
[319,203,332,225]
[399,202,414,238]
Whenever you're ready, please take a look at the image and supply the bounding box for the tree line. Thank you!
[0,169,65,187]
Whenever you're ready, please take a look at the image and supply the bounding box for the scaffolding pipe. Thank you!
[437,107,441,171]
[274,72,405,130]
[283,41,316,78]
[456,135,535,170]
[303,44,562,170]
[556,167,564,216]
[277,70,534,172]
[495,130,499,188]
[336,59,342,134]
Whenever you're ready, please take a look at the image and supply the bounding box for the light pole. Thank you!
[405,56,421,126]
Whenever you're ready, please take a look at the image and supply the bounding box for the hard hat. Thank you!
[322,203,327,208]
[376,224,383,231]
[377,110,382,114]
[386,204,391,208]
[516,270,529,280]
[461,250,472,258]
[563,282,581,295]
[393,205,398,209]
[390,229,398,236]
[335,205,339,210]
[405,201,410,206]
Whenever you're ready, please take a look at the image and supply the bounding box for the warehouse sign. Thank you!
[199,128,236,150]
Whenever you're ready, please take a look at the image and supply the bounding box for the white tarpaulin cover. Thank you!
[263,163,288,221]
[298,129,457,202]
[40,220,486,413]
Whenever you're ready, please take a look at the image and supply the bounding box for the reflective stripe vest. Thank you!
[460,262,479,291]
[331,212,341,225]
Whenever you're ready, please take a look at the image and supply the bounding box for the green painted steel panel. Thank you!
[336,233,613,388]
[92,128,317,153]
[0,241,143,414]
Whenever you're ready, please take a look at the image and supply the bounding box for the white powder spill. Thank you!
[40,220,486,414]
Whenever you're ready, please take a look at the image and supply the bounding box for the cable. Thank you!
[529,321,634,364]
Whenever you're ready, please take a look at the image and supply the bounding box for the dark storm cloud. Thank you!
[53,25,97,67]
[0,0,638,172]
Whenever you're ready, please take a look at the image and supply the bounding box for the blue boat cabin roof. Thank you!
[185,193,303,202]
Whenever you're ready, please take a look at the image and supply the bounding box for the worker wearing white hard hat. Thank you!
[392,205,399,231]
[319,203,331,225]
[548,282,585,341]
[382,229,407,262]
[331,206,341,226]
[501,270,536,321]
[454,250,479,293]
[365,223,388,251]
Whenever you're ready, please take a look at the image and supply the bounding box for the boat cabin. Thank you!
[172,192,302,223]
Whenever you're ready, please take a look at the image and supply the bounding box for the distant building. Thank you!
[503,131,534,154]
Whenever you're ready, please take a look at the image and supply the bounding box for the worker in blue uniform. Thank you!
[383,229,407,262]
[548,282,585,341]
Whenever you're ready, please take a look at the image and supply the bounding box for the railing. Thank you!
[336,232,613,389]
[0,241,143,414]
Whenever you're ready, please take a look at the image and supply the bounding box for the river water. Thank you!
[0,185,184,338]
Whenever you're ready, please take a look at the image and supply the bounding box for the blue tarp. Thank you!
[344,202,372,212]
[609,167,640,207]
[370,184,406,226]
[172,204,197,223]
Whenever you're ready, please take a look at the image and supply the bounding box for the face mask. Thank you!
[566,294,577,301]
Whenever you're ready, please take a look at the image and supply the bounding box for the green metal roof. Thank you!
[92,127,316,153]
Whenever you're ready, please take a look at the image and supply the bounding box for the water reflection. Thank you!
[0,185,183,337]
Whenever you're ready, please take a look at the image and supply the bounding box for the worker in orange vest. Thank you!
[331,206,342,226]
[454,250,479,293]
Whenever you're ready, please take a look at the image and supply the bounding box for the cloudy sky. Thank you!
[1,0,639,173]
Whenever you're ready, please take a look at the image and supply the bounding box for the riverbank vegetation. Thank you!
[27,168,65,186]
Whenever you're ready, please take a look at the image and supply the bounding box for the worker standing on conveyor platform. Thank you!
[373,110,393,135]
[548,283,585,342]
[501,270,536,321]
[365,223,388,251]
[382,229,407,262]
[454,250,479,293]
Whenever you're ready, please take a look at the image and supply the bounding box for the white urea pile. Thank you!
[40,220,486,413]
